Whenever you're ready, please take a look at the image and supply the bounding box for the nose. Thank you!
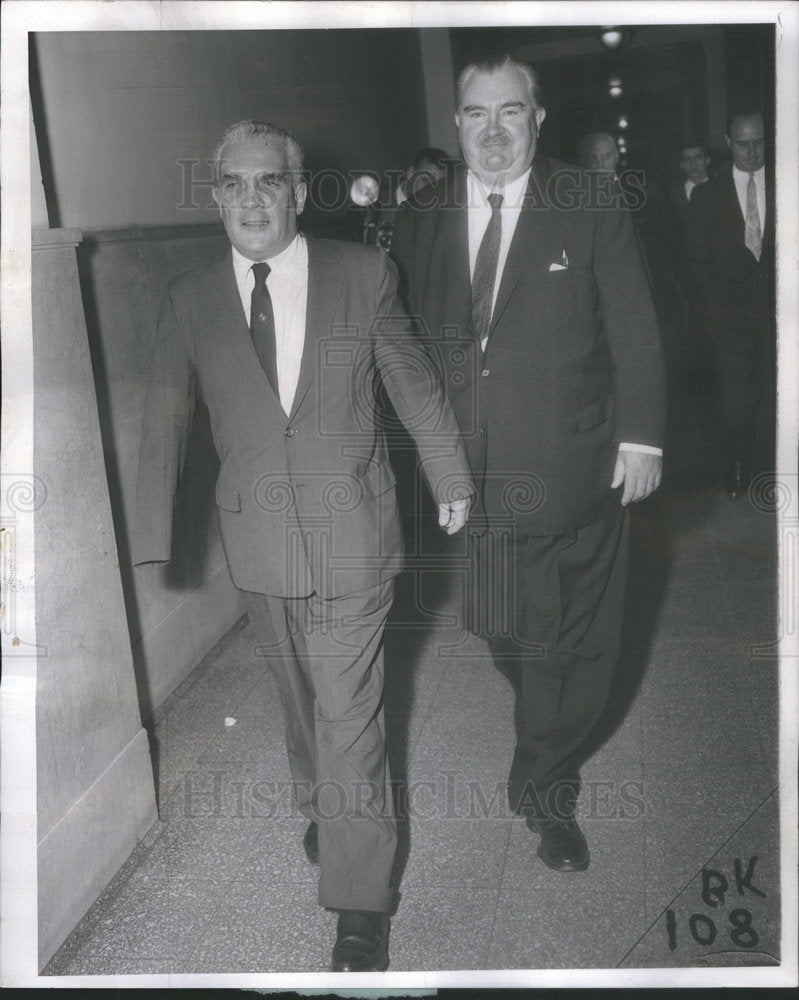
[485,109,503,135]
[241,179,266,208]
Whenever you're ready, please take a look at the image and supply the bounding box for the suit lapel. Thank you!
[289,236,343,420]
[202,251,288,419]
[435,168,473,335]
[490,156,557,333]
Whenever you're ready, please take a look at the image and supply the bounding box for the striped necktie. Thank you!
[471,192,504,341]
[744,173,762,262]
[250,262,279,394]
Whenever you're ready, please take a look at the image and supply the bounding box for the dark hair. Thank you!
[678,139,710,157]
[410,147,450,171]
[456,55,545,110]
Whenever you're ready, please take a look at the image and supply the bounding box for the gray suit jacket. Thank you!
[132,236,473,597]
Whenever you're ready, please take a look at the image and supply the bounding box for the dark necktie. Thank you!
[471,192,503,342]
[250,262,279,395]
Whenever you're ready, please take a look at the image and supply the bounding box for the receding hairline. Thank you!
[212,120,305,181]
[726,111,765,137]
[456,56,544,111]
[577,132,618,157]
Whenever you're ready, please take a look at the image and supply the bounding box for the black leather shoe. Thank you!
[302,822,319,866]
[723,459,749,500]
[527,816,590,872]
[331,910,389,972]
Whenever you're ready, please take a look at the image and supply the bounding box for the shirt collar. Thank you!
[732,164,765,182]
[467,166,532,208]
[232,232,304,282]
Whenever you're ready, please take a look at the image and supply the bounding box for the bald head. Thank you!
[577,133,619,175]
[726,112,766,173]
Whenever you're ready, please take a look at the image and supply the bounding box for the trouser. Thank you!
[472,511,629,819]
[242,579,396,913]
[712,342,762,467]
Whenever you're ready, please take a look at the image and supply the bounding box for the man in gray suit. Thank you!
[132,120,473,971]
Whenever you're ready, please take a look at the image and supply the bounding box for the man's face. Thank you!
[456,66,545,186]
[727,115,766,173]
[679,146,711,184]
[583,137,619,175]
[213,136,307,261]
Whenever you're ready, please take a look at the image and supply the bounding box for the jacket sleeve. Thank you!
[371,251,474,505]
[593,203,667,449]
[130,285,198,565]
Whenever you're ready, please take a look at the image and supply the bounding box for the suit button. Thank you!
[481,368,490,377]
[285,428,295,437]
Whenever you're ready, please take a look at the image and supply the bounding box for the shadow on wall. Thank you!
[75,224,243,723]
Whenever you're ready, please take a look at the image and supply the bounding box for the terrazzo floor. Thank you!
[44,372,784,981]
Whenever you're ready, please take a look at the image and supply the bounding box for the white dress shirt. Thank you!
[465,168,661,458]
[732,164,766,228]
[232,234,308,416]
[684,178,708,201]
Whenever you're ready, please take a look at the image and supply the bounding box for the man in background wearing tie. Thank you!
[132,120,473,970]
[687,111,774,498]
[391,56,665,872]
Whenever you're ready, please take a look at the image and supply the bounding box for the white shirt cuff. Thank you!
[618,442,663,457]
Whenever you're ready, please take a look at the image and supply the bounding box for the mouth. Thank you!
[241,219,270,228]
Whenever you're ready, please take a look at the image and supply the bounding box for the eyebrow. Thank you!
[219,170,288,181]
[462,100,527,113]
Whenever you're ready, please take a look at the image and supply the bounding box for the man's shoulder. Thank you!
[307,236,391,279]
[166,253,230,297]
[694,172,734,204]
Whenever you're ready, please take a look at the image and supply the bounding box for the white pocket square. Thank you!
[549,262,568,271]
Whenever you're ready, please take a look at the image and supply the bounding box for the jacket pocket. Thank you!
[215,480,242,512]
[575,394,614,432]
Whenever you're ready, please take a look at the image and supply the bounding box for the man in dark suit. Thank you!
[686,111,774,498]
[132,120,473,971]
[391,56,665,872]
[668,140,712,228]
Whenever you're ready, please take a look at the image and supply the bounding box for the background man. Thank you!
[668,140,715,399]
[686,111,774,498]
[391,56,665,873]
[670,140,713,223]
[132,120,472,971]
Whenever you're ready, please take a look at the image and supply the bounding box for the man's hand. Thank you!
[438,496,472,534]
[611,451,662,505]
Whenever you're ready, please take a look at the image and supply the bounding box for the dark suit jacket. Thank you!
[685,172,775,353]
[132,237,473,597]
[390,157,666,537]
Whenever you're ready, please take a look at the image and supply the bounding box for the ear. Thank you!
[211,186,221,211]
[454,112,461,130]
[725,134,731,151]
[534,108,546,132]
[294,179,308,216]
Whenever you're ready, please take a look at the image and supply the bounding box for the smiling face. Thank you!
[727,114,766,173]
[213,136,307,261]
[456,65,545,186]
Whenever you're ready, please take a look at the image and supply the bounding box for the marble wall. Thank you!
[32,229,158,967]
